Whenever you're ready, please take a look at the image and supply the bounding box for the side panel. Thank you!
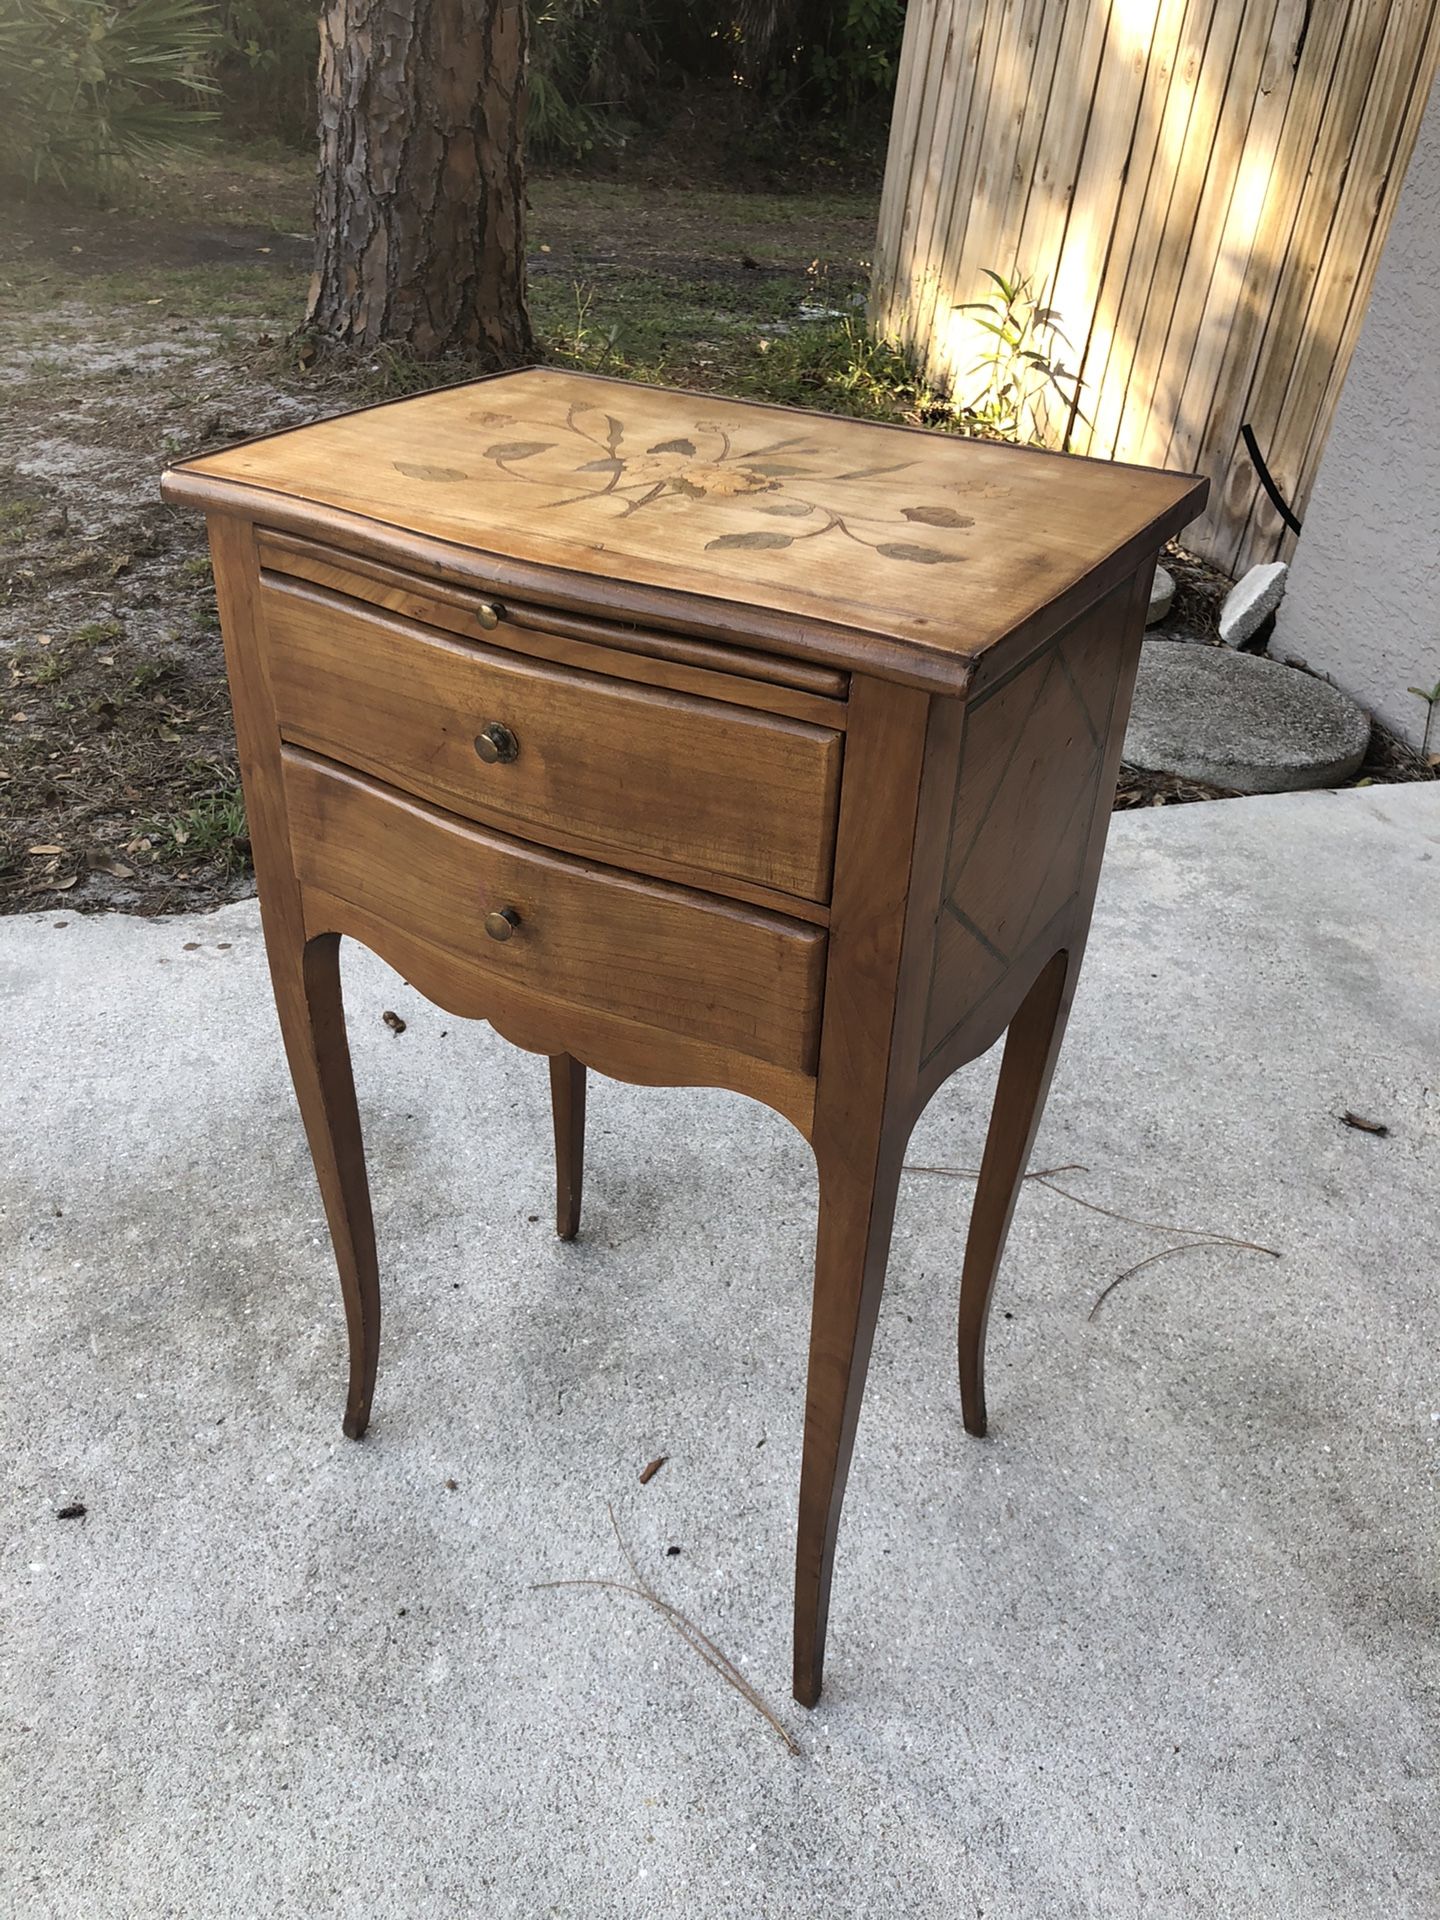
[917,574,1144,1081]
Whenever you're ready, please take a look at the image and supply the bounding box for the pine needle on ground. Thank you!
[533,1504,801,1757]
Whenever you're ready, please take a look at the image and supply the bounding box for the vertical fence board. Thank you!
[1235,0,1440,566]
[1108,0,1247,467]
[1010,0,1115,334]
[1209,0,1395,565]
[1152,0,1299,474]
[873,0,937,324]
[911,0,1011,364]
[884,0,954,348]
[906,0,1006,360]
[1076,0,1213,458]
[1182,0,1357,558]
[1286,0,1440,519]
[872,0,1440,574]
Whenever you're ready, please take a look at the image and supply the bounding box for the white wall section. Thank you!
[1279,79,1440,752]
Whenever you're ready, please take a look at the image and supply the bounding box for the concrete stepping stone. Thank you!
[1124,641,1371,793]
[1146,564,1175,626]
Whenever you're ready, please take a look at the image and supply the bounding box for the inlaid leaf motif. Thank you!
[875,541,962,565]
[704,530,795,551]
[648,437,696,455]
[759,500,815,516]
[834,462,914,481]
[483,440,553,460]
[579,457,624,473]
[394,461,468,482]
[902,505,975,528]
[745,460,806,476]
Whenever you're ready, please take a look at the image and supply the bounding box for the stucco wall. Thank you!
[1278,77,1440,752]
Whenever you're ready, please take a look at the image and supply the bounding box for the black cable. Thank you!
[1241,422,1303,535]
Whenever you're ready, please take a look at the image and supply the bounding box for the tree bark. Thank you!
[308,0,533,362]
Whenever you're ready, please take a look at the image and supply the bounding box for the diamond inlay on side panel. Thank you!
[922,593,1126,1061]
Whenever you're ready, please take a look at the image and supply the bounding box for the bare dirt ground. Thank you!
[1,143,1427,915]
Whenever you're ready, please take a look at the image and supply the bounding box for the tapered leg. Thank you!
[958,948,1077,1438]
[548,1053,585,1241]
[269,929,380,1440]
[793,1147,904,1708]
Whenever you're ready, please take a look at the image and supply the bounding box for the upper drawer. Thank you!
[260,575,842,904]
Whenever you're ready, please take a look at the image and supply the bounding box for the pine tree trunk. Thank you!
[307,0,533,362]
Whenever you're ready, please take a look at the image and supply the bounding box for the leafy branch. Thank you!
[954,269,1087,450]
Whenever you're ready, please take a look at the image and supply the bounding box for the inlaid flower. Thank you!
[457,398,993,566]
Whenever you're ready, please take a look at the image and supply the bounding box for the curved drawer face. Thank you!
[282,750,826,1076]
[260,576,842,903]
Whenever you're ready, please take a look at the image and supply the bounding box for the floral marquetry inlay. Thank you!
[442,399,1009,568]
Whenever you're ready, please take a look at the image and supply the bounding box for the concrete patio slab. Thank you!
[4,783,1439,1920]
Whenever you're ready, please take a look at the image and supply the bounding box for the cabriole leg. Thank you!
[270,928,381,1439]
[957,948,1077,1438]
[793,1146,904,1707]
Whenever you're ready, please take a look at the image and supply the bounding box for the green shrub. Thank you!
[528,0,668,160]
[181,0,906,161]
[737,0,905,120]
[0,0,220,191]
[213,0,315,146]
[526,0,906,161]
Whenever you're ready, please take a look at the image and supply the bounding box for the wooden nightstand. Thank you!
[162,370,1204,1705]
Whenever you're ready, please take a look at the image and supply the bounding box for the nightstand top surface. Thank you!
[165,368,1205,691]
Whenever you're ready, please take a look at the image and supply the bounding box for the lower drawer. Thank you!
[282,750,827,1077]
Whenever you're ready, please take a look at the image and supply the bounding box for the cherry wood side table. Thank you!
[162,370,1204,1705]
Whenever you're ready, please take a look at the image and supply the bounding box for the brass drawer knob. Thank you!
[474,722,519,765]
[476,601,501,630]
[484,905,521,942]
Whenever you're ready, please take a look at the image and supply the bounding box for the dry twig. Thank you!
[903,1161,1280,1318]
[1086,1236,1280,1320]
[533,1505,800,1757]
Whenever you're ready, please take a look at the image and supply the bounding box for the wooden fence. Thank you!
[872,0,1440,575]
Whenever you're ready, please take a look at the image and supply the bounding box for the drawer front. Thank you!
[255,528,851,704]
[261,577,842,903]
[283,751,826,1076]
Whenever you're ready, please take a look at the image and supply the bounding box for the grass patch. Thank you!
[528,177,874,231]
[134,139,314,231]
[0,497,43,539]
[0,255,305,327]
[100,262,306,322]
[30,649,75,687]
[153,786,249,871]
[532,268,950,429]
[336,284,945,434]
